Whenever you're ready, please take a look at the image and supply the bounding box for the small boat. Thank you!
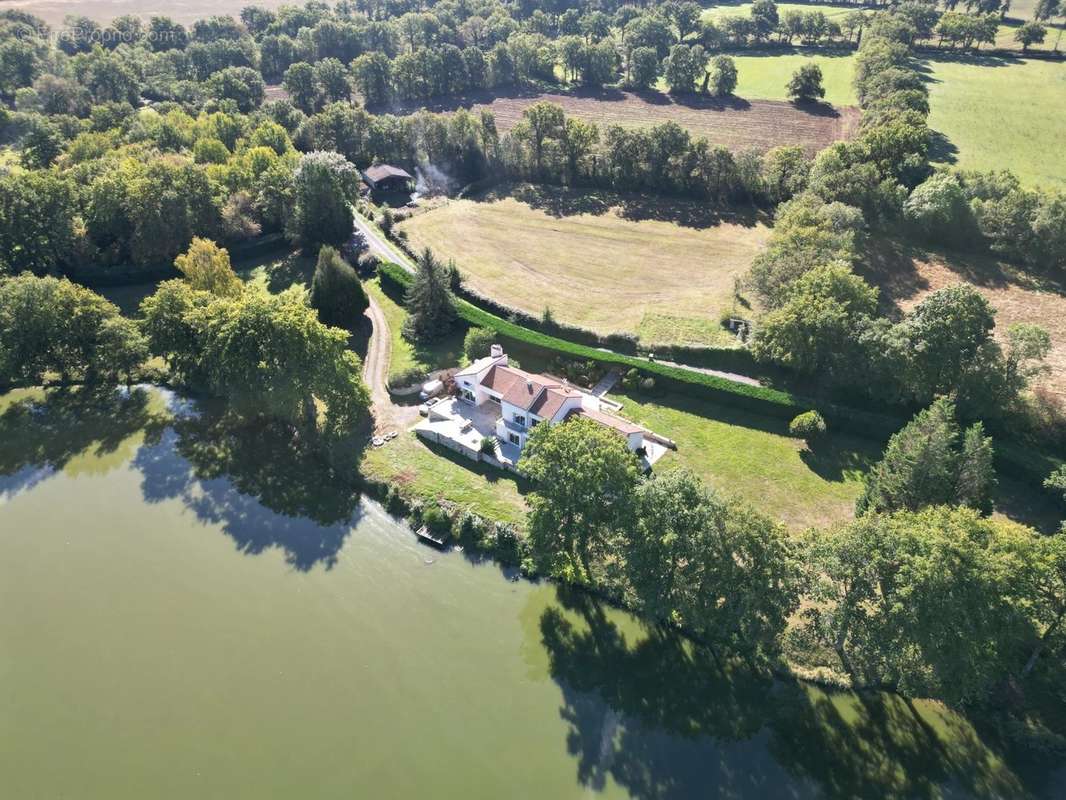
[415,525,448,548]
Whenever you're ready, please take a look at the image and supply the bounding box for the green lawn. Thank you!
[365,276,466,382]
[924,56,1066,189]
[684,50,859,106]
[360,430,530,526]
[610,389,878,529]
[703,2,862,25]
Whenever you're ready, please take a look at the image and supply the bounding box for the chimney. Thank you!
[526,380,533,393]
[490,344,503,359]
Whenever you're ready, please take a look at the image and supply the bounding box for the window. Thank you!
[514,414,525,426]
[488,395,500,404]
[509,433,520,445]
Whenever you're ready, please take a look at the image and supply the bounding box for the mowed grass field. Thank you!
[924,56,1066,188]
[398,184,770,346]
[708,50,859,106]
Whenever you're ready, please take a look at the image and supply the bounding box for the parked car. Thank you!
[419,378,444,401]
[419,397,441,416]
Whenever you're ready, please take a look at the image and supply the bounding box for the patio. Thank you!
[413,398,522,468]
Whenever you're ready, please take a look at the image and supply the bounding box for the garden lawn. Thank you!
[360,427,530,526]
[398,185,769,347]
[609,389,879,529]
[365,276,466,383]
[924,56,1066,189]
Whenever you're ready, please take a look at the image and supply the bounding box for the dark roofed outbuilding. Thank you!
[362,164,414,193]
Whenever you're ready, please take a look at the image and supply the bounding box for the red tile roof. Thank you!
[568,408,645,437]
[529,387,581,420]
[482,365,563,411]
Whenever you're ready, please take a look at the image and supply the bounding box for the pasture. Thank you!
[397,184,770,347]
[705,49,859,106]
[924,56,1066,188]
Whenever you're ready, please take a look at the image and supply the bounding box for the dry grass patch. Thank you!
[398,184,770,346]
[859,240,1066,398]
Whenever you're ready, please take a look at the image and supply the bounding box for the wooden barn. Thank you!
[362,164,414,194]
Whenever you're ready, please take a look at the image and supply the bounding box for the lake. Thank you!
[0,386,1052,799]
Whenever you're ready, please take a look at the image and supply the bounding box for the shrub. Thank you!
[790,410,827,440]
[464,327,497,361]
[480,435,497,454]
[422,504,452,535]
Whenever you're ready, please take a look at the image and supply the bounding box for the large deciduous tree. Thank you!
[521,416,640,581]
[286,151,360,248]
[174,238,242,297]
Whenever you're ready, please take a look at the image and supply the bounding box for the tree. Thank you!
[402,248,457,343]
[901,284,996,400]
[516,101,564,177]
[707,54,737,97]
[624,469,800,662]
[19,117,64,168]
[789,410,827,440]
[1014,21,1047,50]
[141,281,369,433]
[751,0,780,41]
[626,46,660,90]
[314,57,351,105]
[287,151,360,249]
[904,172,976,246]
[560,117,599,183]
[857,397,995,516]
[0,170,75,276]
[752,264,878,379]
[309,245,368,329]
[761,145,810,204]
[463,327,497,361]
[282,61,318,114]
[204,66,265,112]
[174,238,242,298]
[352,51,391,105]
[0,274,143,385]
[521,416,640,581]
[787,63,825,102]
[663,43,705,93]
[802,507,1033,704]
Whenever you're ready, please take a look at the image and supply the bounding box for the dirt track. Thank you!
[374,88,859,155]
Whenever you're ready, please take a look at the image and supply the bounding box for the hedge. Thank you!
[379,261,903,438]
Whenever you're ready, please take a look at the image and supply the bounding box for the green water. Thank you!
[0,387,1051,799]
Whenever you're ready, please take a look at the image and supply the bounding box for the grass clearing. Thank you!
[360,429,530,526]
[610,389,878,529]
[722,50,859,106]
[924,56,1066,189]
[398,184,770,346]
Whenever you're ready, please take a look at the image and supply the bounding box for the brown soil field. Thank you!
[860,239,1066,398]
[3,0,287,26]
[375,88,860,155]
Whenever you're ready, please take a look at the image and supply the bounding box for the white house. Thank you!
[452,345,647,454]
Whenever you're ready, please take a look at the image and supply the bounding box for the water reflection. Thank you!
[537,589,1028,800]
[0,385,167,501]
[132,404,364,570]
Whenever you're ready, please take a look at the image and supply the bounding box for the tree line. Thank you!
[515,400,1066,709]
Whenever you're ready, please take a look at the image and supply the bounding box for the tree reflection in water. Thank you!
[538,589,1031,800]
[133,400,364,571]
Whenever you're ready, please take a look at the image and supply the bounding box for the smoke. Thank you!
[415,162,456,197]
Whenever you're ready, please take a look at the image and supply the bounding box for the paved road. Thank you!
[354,212,414,273]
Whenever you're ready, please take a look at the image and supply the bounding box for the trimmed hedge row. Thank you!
[379,261,903,438]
